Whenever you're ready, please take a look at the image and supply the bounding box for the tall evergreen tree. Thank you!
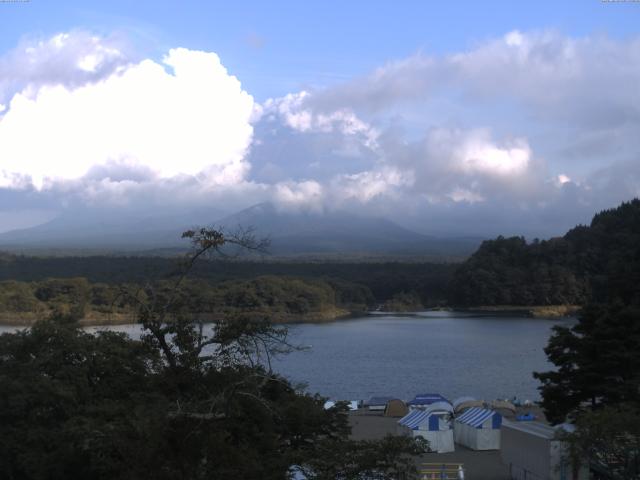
[534,303,640,424]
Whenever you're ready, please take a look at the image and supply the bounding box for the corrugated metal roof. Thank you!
[456,407,500,428]
[501,420,558,439]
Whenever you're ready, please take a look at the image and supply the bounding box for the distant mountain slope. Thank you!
[0,202,482,257]
[0,208,223,251]
[217,203,481,256]
[449,198,640,306]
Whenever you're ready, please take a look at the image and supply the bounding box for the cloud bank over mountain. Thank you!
[1,30,639,237]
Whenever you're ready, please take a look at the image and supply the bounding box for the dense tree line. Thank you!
[0,275,375,324]
[450,199,640,307]
[0,255,456,308]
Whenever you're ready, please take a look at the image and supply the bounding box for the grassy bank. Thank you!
[0,306,354,327]
[459,304,581,318]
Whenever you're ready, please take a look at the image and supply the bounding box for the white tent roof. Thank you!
[424,401,454,415]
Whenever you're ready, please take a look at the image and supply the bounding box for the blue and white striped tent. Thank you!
[457,407,502,428]
[398,409,434,429]
[454,408,502,450]
[397,409,454,453]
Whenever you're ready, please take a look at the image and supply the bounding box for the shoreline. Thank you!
[454,304,580,318]
[0,307,356,327]
[0,304,579,327]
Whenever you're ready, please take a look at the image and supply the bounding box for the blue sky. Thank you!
[0,1,640,238]
[3,0,640,100]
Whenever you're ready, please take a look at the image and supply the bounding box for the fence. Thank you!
[420,463,465,480]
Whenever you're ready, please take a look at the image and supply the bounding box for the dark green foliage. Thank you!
[0,319,424,479]
[0,316,165,479]
[381,291,423,312]
[529,201,640,476]
[213,276,339,316]
[0,281,41,312]
[0,260,459,320]
[450,235,589,306]
[531,203,640,423]
[450,199,640,307]
[0,317,362,479]
[0,275,368,322]
[324,277,375,311]
[534,303,640,424]
[0,255,457,308]
[562,405,640,480]
[0,228,426,479]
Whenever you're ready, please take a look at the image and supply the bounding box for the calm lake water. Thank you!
[274,312,569,403]
[0,311,570,403]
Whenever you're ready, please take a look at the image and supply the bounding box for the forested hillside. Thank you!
[0,275,377,326]
[0,255,456,310]
[450,199,640,307]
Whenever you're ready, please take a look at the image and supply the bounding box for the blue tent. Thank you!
[407,393,449,407]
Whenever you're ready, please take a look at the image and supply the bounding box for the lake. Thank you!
[0,311,569,403]
[274,311,568,403]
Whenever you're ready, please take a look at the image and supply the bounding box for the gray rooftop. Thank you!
[501,420,559,439]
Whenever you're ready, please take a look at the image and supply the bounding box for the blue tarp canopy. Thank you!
[456,407,502,429]
[407,393,449,406]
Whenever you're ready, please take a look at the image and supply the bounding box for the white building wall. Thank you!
[501,425,551,479]
[500,423,589,480]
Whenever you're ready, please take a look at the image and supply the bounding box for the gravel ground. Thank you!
[348,410,512,480]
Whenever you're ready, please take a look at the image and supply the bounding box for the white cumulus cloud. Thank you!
[453,130,531,177]
[0,30,130,103]
[261,91,379,149]
[273,180,324,211]
[2,29,640,238]
[332,167,414,204]
[0,42,255,189]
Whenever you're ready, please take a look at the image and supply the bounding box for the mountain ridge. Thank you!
[0,202,483,257]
